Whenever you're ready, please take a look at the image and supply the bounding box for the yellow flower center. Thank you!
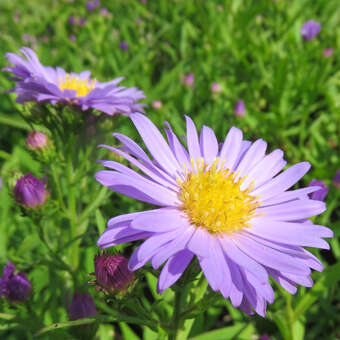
[178,158,260,234]
[58,74,96,97]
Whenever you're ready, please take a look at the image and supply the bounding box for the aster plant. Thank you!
[95,114,332,336]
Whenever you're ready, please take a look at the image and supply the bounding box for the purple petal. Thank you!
[185,115,201,160]
[157,249,194,293]
[199,125,218,165]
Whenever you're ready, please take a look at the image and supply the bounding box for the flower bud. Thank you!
[0,261,32,303]
[68,292,97,321]
[308,179,328,201]
[152,100,162,110]
[333,169,340,189]
[94,253,134,294]
[234,99,246,116]
[25,131,48,150]
[211,82,221,94]
[301,20,321,41]
[182,73,194,87]
[14,173,47,208]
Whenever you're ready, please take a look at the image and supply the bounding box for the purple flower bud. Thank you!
[26,131,48,150]
[0,262,32,303]
[258,335,272,340]
[68,292,97,320]
[79,18,86,26]
[333,169,340,189]
[86,1,95,11]
[301,20,321,41]
[100,7,109,16]
[14,173,47,208]
[183,73,194,87]
[68,15,76,25]
[308,179,328,201]
[120,41,128,51]
[93,0,100,7]
[323,48,334,58]
[152,100,162,109]
[211,82,222,94]
[69,34,76,42]
[234,99,246,116]
[94,253,134,294]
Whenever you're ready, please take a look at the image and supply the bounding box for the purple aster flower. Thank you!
[333,169,340,189]
[0,262,32,303]
[14,173,47,208]
[86,1,95,11]
[323,48,334,58]
[26,131,49,150]
[301,20,321,41]
[234,99,246,116]
[308,179,328,201]
[68,15,76,25]
[68,292,97,320]
[4,47,145,116]
[69,34,76,42]
[95,114,332,317]
[94,253,134,294]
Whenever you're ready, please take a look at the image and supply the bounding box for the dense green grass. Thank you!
[0,0,339,339]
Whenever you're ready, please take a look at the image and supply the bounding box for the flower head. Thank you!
[333,169,340,189]
[152,100,162,110]
[14,173,47,208]
[119,41,128,51]
[95,114,332,316]
[234,99,246,116]
[68,292,97,320]
[323,48,334,57]
[0,262,32,303]
[4,47,145,116]
[94,253,134,294]
[308,179,328,201]
[211,82,222,94]
[26,131,49,150]
[182,73,194,87]
[301,20,321,41]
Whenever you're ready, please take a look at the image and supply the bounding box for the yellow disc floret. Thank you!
[178,158,260,234]
[58,74,96,97]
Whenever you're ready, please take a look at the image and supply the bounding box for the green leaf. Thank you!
[189,323,246,340]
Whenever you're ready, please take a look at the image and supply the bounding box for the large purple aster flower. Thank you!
[95,114,333,316]
[4,47,145,116]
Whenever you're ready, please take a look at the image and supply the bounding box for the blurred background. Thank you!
[0,0,339,339]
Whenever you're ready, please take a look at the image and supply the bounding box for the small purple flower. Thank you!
[69,34,76,42]
[79,18,86,26]
[26,131,49,150]
[323,48,334,58]
[68,16,76,25]
[14,173,47,208]
[301,20,321,41]
[119,41,128,51]
[234,99,246,116]
[333,169,340,189]
[211,82,222,94]
[68,292,97,320]
[94,253,134,294]
[4,47,145,116]
[308,179,328,201]
[258,335,272,340]
[182,73,194,87]
[100,8,109,16]
[152,100,162,109]
[0,262,32,303]
[86,1,95,11]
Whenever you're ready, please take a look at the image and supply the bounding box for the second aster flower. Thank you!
[94,253,134,294]
[95,114,332,317]
[4,47,145,116]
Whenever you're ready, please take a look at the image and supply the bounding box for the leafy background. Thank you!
[0,0,339,339]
